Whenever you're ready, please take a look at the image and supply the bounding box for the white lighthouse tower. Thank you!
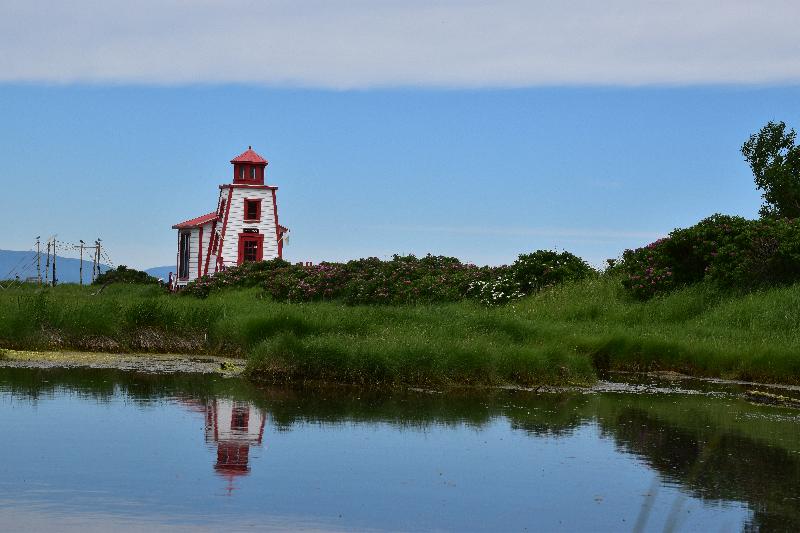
[171,147,289,288]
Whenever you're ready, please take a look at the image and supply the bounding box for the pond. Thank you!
[1,367,799,532]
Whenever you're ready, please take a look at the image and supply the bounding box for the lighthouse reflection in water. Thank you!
[183,398,267,493]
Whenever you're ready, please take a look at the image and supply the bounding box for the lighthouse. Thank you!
[171,147,289,288]
[204,399,267,483]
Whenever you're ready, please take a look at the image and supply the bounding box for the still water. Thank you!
[1,368,799,532]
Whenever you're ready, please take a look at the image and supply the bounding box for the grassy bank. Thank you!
[1,276,799,386]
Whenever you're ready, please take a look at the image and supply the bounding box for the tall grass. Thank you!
[1,276,799,386]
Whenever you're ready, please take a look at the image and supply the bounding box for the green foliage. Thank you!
[187,254,496,304]
[511,250,594,293]
[264,255,495,305]
[466,269,523,306]
[3,276,800,386]
[467,251,593,306]
[182,258,291,298]
[742,121,800,219]
[93,265,161,286]
[620,214,800,299]
[185,251,593,306]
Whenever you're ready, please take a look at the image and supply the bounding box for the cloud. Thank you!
[1,0,799,88]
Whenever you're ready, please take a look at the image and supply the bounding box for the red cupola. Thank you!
[231,146,268,185]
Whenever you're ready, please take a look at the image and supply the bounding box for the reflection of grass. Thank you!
[594,395,800,531]
[2,277,800,386]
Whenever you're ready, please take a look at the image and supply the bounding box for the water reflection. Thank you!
[600,405,800,531]
[1,367,798,531]
[182,398,267,491]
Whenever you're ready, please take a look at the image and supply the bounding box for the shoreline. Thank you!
[4,349,800,405]
[0,349,246,377]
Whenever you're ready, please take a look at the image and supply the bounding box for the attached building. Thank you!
[171,147,288,288]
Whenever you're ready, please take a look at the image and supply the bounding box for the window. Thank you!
[239,166,246,180]
[178,232,190,279]
[244,198,261,221]
[250,166,257,180]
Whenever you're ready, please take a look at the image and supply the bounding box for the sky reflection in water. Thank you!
[1,368,798,531]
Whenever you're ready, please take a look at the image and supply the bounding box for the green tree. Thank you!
[741,121,800,218]
[93,265,160,285]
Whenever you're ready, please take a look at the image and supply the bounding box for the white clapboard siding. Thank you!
[179,224,215,282]
[218,187,279,267]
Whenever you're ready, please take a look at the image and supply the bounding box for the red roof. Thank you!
[231,147,268,165]
[172,212,218,229]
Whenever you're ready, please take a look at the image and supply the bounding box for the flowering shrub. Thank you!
[467,269,524,306]
[620,214,800,299]
[183,250,594,305]
[264,255,495,305]
[182,259,291,298]
[509,250,594,294]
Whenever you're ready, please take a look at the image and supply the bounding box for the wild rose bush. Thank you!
[620,214,800,299]
[184,251,594,305]
[264,255,494,305]
[182,259,291,298]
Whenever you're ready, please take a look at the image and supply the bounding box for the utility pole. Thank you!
[52,237,57,287]
[78,240,85,286]
[92,240,99,282]
[36,236,41,286]
[96,239,102,279]
[45,239,50,285]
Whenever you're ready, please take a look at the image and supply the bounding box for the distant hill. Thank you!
[1,249,111,284]
[1,249,177,284]
[145,265,174,281]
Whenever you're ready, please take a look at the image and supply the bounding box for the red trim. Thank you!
[218,187,234,266]
[256,411,267,445]
[237,233,264,264]
[233,163,266,185]
[175,229,181,284]
[271,189,281,259]
[204,220,217,276]
[213,399,218,442]
[172,212,218,229]
[197,226,204,279]
[243,198,262,222]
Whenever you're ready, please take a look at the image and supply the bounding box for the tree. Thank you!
[741,121,800,219]
[93,265,160,285]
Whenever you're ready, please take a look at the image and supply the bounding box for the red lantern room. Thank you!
[231,146,268,185]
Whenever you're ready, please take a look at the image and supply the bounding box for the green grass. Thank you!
[1,276,799,386]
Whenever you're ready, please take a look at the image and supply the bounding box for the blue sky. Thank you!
[1,1,798,269]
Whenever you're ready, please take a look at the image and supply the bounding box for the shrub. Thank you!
[93,265,160,286]
[510,250,594,294]
[264,255,494,305]
[620,214,800,299]
[183,258,291,298]
[184,252,592,306]
[467,268,523,306]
